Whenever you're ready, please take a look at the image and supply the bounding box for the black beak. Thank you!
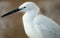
[1,7,26,17]
[1,8,21,17]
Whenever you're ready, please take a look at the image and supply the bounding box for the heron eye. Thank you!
[24,7,26,8]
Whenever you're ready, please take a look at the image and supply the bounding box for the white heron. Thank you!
[1,2,60,38]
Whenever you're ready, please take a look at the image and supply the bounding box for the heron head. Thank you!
[19,2,40,12]
[1,2,40,17]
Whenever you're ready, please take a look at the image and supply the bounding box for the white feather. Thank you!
[21,2,60,38]
[33,14,60,38]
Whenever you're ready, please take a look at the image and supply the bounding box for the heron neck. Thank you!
[24,11,39,23]
[23,11,39,29]
[23,11,40,37]
[23,10,40,23]
[26,10,39,15]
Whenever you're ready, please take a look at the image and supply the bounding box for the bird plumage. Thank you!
[33,14,60,38]
[1,2,60,38]
[22,2,60,38]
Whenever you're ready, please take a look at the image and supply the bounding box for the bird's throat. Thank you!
[22,11,39,37]
[23,11,39,23]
